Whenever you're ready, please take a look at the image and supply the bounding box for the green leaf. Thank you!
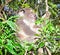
[28,44,33,51]
[8,15,19,20]
[48,2,57,8]
[5,40,16,55]
[35,18,44,25]
[0,39,2,44]
[6,21,17,31]
[35,34,40,36]
[22,3,30,8]
[38,42,44,48]
[0,49,3,55]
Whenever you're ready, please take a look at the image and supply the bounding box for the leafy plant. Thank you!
[0,0,60,55]
[0,16,25,55]
[35,17,60,53]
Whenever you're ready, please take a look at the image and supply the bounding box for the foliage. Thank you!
[0,0,60,55]
[35,18,60,53]
[0,16,25,55]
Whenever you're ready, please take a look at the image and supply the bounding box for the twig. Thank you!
[45,47,51,55]
[24,50,27,55]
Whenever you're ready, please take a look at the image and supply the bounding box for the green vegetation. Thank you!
[0,0,60,55]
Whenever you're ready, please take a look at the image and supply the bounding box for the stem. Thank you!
[45,0,48,12]
[45,46,51,55]
[5,49,7,55]
[24,50,27,55]
[2,11,7,20]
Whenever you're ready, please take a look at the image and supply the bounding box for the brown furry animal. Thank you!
[16,8,39,42]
